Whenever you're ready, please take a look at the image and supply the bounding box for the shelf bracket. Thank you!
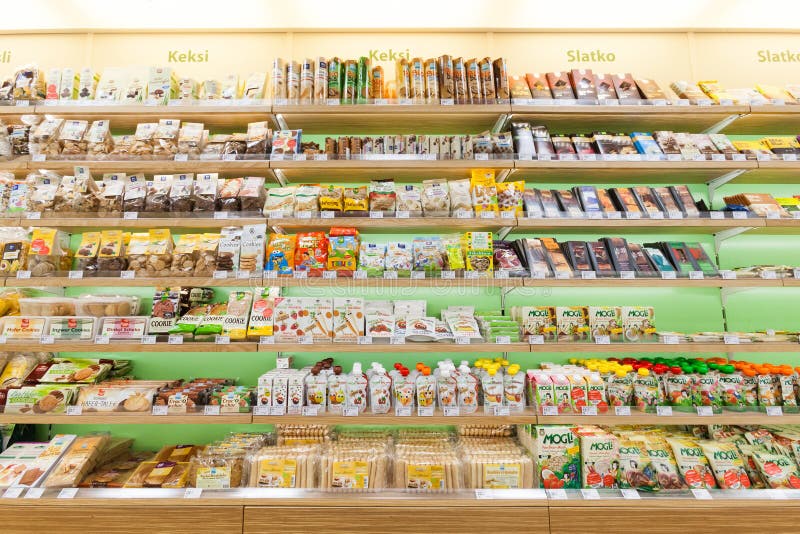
[702,113,749,135]
[714,226,755,261]
[272,168,288,187]
[492,113,510,134]
[499,286,519,313]
[720,287,754,308]
[495,168,516,184]
[707,169,747,206]
[497,226,514,241]
[273,113,289,131]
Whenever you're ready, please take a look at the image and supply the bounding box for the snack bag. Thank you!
[358,243,385,277]
[496,180,524,214]
[470,170,499,215]
[699,441,752,490]
[617,439,658,491]
[665,437,716,489]
[327,227,359,275]
[266,233,295,276]
[295,232,328,277]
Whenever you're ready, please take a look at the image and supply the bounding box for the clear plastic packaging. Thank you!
[247,445,320,488]
[145,174,173,212]
[75,295,139,317]
[319,440,390,492]
[28,227,73,276]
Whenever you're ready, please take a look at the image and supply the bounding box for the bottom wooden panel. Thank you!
[2,504,243,534]
[244,505,549,534]
[549,505,799,534]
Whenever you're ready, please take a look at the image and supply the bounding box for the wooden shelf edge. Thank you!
[0,341,259,352]
[0,414,252,424]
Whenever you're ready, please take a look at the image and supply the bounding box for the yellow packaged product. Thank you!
[28,227,72,276]
[463,231,493,272]
[470,170,498,215]
[319,185,344,212]
[697,80,739,103]
[496,180,524,214]
[170,233,200,277]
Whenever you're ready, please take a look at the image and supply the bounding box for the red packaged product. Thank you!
[294,232,328,277]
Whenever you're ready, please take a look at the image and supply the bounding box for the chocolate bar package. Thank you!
[652,186,682,213]
[532,126,555,156]
[631,132,663,156]
[538,189,561,216]
[493,58,510,100]
[563,241,592,271]
[632,186,665,215]
[684,242,719,276]
[522,189,544,217]
[592,133,617,155]
[674,133,701,159]
[610,188,642,214]
[574,186,603,213]
[594,73,618,100]
[552,135,577,155]
[509,76,532,99]
[688,134,720,156]
[525,73,553,99]
[659,242,700,274]
[668,185,700,217]
[708,134,739,157]
[627,243,656,274]
[569,69,598,100]
[613,134,637,155]
[634,78,667,100]
[572,135,597,155]
[602,237,635,272]
[554,189,582,215]
[611,73,641,99]
[540,237,573,276]
[587,241,615,276]
[521,238,552,275]
[511,122,536,159]
[643,247,676,273]
[670,81,707,102]
[546,72,575,99]
[653,131,681,155]
[596,189,617,214]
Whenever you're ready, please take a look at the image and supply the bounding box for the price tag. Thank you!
[441,270,455,279]
[464,271,479,280]
[732,211,748,220]
[760,270,777,280]
[320,211,335,219]
[693,154,708,162]
[184,488,203,499]
[769,490,789,500]
[710,211,725,220]
[606,211,622,220]
[586,211,603,219]
[67,270,83,279]
[235,270,252,280]
[24,488,44,499]
[353,270,367,280]
[264,270,278,279]
[649,211,665,220]
[213,211,230,219]
[252,405,270,416]
[326,98,340,106]
[94,335,110,345]
[357,336,373,345]
[530,271,546,279]
[3,487,24,499]
[390,336,405,345]
[270,405,286,416]
[396,406,412,417]
[440,98,455,106]
[32,154,46,162]
[276,357,290,369]
[443,406,460,417]
[621,489,641,500]
[615,406,631,416]
[260,336,275,345]
[689,271,704,280]
[293,271,308,279]
[555,272,570,280]
[494,271,509,280]
[480,211,496,219]
[661,335,679,345]
[40,335,55,345]
[666,154,682,162]
[374,98,389,105]
[581,405,598,416]
[696,406,714,416]
[410,271,425,280]
[120,271,135,279]
[168,335,184,345]
[342,407,359,417]
[141,335,157,345]
[501,210,516,220]
[581,271,597,280]
[313,154,329,161]
[495,336,511,345]
[668,210,684,219]
[723,335,739,345]
[396,210,410,219]
[766,406,783,416]
[215,335,230,345]
[66,406,82,416]
[16,270,30,279]
[542,406,559,416]
[626,212,642,220]
[301,406,319,416]
[547,489,567,500]
[383,270,398,280]
[299,335,313,345]
[656,406,673,416]
[711,154,726,161]
[174,154,188,162]
[455,336,471,345]
[661,271,677,280]
[602,154,619,161]
[222,154,237,162]
[493,405,511,416]
[418,406,435,417]
[732,153,747,161]
[619,271,635,280]
[151,405,168,416]
[369,211,384,219]
[594,335,610,345]
[455,210,472,219]
[203,405,221,416]
[581,489,600,500]
[24,211,41,220]
[692,489,712,500]
[0,336,6,344]
[528,335,545,345]
[782,154,798,162]
[766,212,780,220]
[721,270,737,280]
[320,270,337,280]
[58,488,79,499]
[475,153,490,161]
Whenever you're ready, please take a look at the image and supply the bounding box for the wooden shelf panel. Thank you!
[253,410,536,425]
[537,411,800,426]
[269,216,512,232]
[0,157,31,177]
[270,158,513,182]
[722,106,800,135]
[27,215,267,230]
[515,216,765,234]
[509,103,750,133]
[4,275,260,288]
[528,342,799,353]
[258,342,531,353]
[522,277,783,288]
[274,103,510,135]
[28,159,272,176]
[0,341,259,352]
[267,276,524,288]
[0,413,251,425]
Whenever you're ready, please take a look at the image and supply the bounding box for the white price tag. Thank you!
[120,271,135,279]
[594,335,610,345]
[475,153,490,161]
[581,405,598,416]
[692,489,712,500]
[24,211,41,220]
[411,271,425,280]
[495,336,511,345]
[493,405,511,416]
[547,489,568,500]
[174,154,188,162]
[270,405,286,416]
[731,153,747,161]
[301,406,319,416]
[236,270,252,279]
[215,335,230,345]
[455,336,471,345]
[732,211,748,220]
[650,212,665,219]
[615,406,631,416]
[322,270,337,280]
[357,336,373,345]
[443,406,460,417]
[581,271,597,280]
[3,487,24,499]
[711,154,726,161]
[326,98,340,106]
[184,488,203,499]
[440,98,455,106]
[260,336,275,344]
[626,212,642,220]
[555,272,570,280]
[342,407,359,417]
[721,270,737,280]
[151,405,168,416]
[168,335,184,345]
[661,271,677,280]
[620,489,641,500]
[66,406,82,416]
[494,271,509,280]
[293,271,308,279]
[313,154,329,161]
[782,154,798,162]
[0,336,6,344]
[480,211,496,219]
[396,406,412,417]
[441,270,455,279]
[528,335,545,345]
[464,271,479,280]
[723,335,739,345]
[374,98,389,105]
[24,488,44,499]
[40,335,55,345]
[666,154,682,162]
[501,211,515,220]
[222,154,238,162]
[58,488,78,499]
[321,211,335,219]
[213,211,230,219]
[696,406,714,416]
[710,211,725,220]
[586,211,603,219]
[619,271,635,280]
[769,490,789,500]
[396,210,410,219]
[542,406,559,416]
[668,210,684,219]
[383,270,398,280]
[390,336,405,345]
[299,335,313,345]
[418,406,435,417]
[141,335,157,345]
[530,271,546,279]
[661,335,679,345]
[94,335,110,345]
[760,270,777,280]
[203,405,221,416]
[656,406,673,416]
[276,357,290,369]
[606,212,622,219]
[581,489,600,500]
[766,406,783,416]
[353,270,367,280]
[15,270,30,279]
[68,270,83,279]
[455,210,472,219]
[689,271,704,280]
[32,154,46,162]
[369,211,384,219]
[252,405,270,416]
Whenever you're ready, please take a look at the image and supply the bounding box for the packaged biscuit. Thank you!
[556,306,588,342]
[396,58,411,99]
[470,170,498,214]
[266,233,295,275]
[621,306,655,342]
[246,287,278,339]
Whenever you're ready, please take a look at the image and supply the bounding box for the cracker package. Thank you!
[621,306,656,342]
[239,223,266,273]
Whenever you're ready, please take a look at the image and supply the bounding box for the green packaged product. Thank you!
[356,56,370,103]
[169,304,211,339]
[193,303,228,341]
[327,57,342,100]
[343,60,358,104]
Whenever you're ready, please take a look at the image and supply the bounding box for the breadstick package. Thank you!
[319,440,390,492]
[248,444,320,488]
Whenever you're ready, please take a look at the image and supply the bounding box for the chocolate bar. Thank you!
[571,135,597,155]
[574,186,603,213]
[594,73,618,100]
[587,241,614,275]
[632,186,665,215]
[596,189,616,213]
[564,241,592,271]
[643,247,675,273]
[631,132,663,156]
[525,73,553,99]
[540,237,572,275]
[554,189,582,215]
[627,243,656,274]
[610,188,642,213]
[668,185,700,217]
[652,186,682,213]
[546,72,575,100]
[634,78,667,100]
[552,135,577,155]
[602,237,635,272]
[569,69,598,100]
[611,73,640,99]
[684,242,718,276]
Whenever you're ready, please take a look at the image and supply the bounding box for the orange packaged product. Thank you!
[295,232,328,277]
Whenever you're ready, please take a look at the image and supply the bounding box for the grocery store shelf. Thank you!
[722,105,800,135]
[35,102,271,130]
[252,409,536,425]
[269,158,513,182]
[258,342,531,353]
[273,102,511,134]
[27,158,271,176]
[537,410,800,426]
[527,341,800,353]
[269,215,513,232]
[22,214,267,230]
[4,275,260,288]
[745,159,800,183]
[0,412,251,425]
[508,103,750,133]
[0,156,31,176]
[514,215,765,234]
[522,277,784,288]
[267,276,525,288]
[0,341,259,352]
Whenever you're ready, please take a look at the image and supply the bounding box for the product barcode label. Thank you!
[689,271,704,280]
[528,335,545,345]
[68,270,83,279]
[66,406,82,416]
[418,406,435,417]
[322,270,337,279]
[252,405,270,416]
[396,406,412,417]
[16,271,30,279]
[168,335,184,345]
[594,335,610,345]
[342,407,359,417]
[443,406,460,417]
[766,406,783,416]
[140,335,157,345]
[581,271,597,280]
[493,406,511,416]
[615,406,631,416]
[301,406,319,416]
[215,335,230,345]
